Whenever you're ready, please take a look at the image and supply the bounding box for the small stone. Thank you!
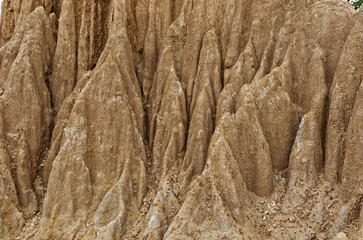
[332,232,348,240]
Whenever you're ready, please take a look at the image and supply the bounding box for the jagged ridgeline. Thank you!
[0,0,362,239]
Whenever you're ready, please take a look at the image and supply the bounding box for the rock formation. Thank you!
[0,0,362,239]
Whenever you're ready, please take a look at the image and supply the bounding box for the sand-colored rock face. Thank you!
[0,0,362,239]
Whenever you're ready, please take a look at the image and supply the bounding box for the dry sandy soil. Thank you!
[0,0,362,239]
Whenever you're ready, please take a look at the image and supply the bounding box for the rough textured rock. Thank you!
[0,6,55,239]
[325,9,363,187]
[49,0,77,112]
[0,0,362,239]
